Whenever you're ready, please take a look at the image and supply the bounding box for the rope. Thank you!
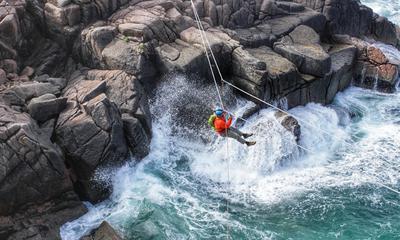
[190,1,231,239]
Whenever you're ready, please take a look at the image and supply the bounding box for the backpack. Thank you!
[208,114,216,129]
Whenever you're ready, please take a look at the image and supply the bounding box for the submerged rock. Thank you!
[81,221,123,240]
[275,111,301,142]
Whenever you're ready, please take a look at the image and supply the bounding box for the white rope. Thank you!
[190,0,224,109]
[190,2,231,239]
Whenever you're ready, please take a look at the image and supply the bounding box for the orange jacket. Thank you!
[213,115,232,134]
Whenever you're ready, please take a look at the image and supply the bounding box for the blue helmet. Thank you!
[215,108,223,116]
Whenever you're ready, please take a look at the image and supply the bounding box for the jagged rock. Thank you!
[325,44,357,101]
[156,27,234,78]
[78,25,117,67]
[20,66,35,77]
[371,15,400,48]
[1,191,87,240]
[122,114,150,158]
[367,46,389,65]
[0,59,18,74]
[27,94,68,122]
[81,221,122,240]
[246,46,300,98]
[101,39,152,77]
[35,75,68,89]
[86,70,152,157]
[259,0,289,19]
[0,103,70,214]
[23,39,68,77]
[3,82,60,105]
[231,47,268,99]
[155,41,205,75]
[274,25,331,77]
[56,79,129,202]
[275,111,301,142]
[284,43,356,107]
[0,14,20,47]
[295,0,400,48]
[276,1,305,12]
[334,36,399,92]
[0,68,6,85]
[0,102,86,239]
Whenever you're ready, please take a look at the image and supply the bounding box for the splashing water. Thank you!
[361,0,400,24]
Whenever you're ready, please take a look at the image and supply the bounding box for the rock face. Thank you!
[81,221,123,240]
[274,25,331,77]
[0,103,86,240]
[55,78,129,202]
[275,111,301,142]
[334,35,399,92]
[294,0,400,48]
[1,0,400,239]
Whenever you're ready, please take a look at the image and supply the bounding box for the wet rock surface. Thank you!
[1,0,400,239]
[81,221,123,240]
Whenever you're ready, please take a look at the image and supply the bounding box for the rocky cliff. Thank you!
[0,0,399,239]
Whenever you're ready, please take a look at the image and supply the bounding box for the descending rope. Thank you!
[189,1,231,239]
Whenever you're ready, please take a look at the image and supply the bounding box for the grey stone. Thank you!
[5,82,61,103]
[0,68,6,85]
[56,79,129,203]
[0,59,17,74]
[81,221,122,240]
[27,94,68,122]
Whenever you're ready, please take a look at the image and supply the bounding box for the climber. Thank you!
[208,108,256,146]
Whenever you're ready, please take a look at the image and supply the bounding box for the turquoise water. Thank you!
[61,2,400,239]
[361,0,400,24]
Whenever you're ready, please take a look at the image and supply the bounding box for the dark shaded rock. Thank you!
[274,25,331,77]
[275,111,301,142]
[0,82,61,107]
[325,44,357,102]
[247,46,300,99]
[78,25,117,68]
[231,47,268,99]
[0,101,86,240]
[122,114,150,159]
[1,192,87,240]
[0,59,18,74]
[27,94,68,122]
[20,66,35,78]
[86,69,152,157]
[81,221,122,240]
[0,103,73,215]
[55,79,129,202]
[0,68,6,85]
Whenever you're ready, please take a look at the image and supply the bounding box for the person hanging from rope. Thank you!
[208,107,256,146]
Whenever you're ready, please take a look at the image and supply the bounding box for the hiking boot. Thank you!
[243,133,254,139]
[246,141,256,146]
